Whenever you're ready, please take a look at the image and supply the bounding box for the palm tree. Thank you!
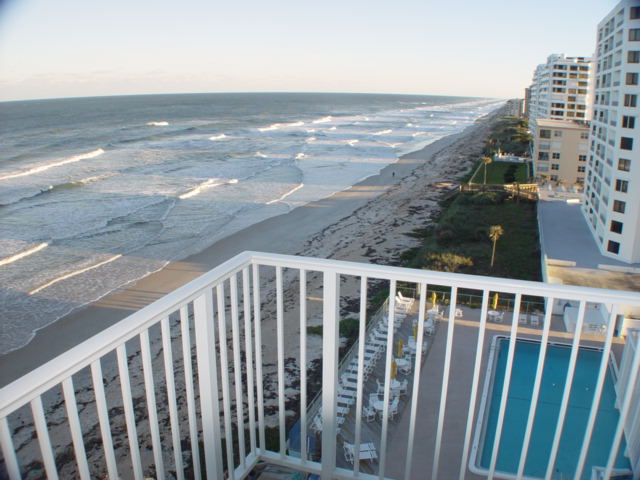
[482,156,492,184]
[489,225,504,268]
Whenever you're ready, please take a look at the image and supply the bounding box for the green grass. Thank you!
[462,161,529,185]
[403,192,541,282]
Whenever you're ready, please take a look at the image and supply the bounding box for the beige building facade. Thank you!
[532,118,589,184]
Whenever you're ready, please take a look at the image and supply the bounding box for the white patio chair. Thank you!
[530,314,541,327]
[388,396,400,420]
[343,442,354,464]
[363,405,376,422]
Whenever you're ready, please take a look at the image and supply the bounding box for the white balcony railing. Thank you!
[1,251,640,480]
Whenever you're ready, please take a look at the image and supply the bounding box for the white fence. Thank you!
[1,251,640,480]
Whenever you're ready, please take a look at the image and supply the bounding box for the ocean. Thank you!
[0,92,503,353]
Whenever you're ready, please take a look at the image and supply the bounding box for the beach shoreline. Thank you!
[0,104,506,386]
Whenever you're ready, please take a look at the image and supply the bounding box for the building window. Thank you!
[628,51,640,63]
[580,132,589,139]
[551,164,560,170]
[554,130,562,137]
[618,158,631,171]
[538,152,549,161]
[578,166,586,172]
[624,94,638,107]
[579,155,587,162]
[631,29,640,41]
[622,116,636,128]
[632,6,640,19]
[607,241,620,254]
[552,152,561,159]
[540,129,551,139]
[615,179,629,192]
[610,220,623,234]
[613,200,626,213]
[620,137,634,150]
[627,73,639,85]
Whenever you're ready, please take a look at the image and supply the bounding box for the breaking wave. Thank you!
[29,254,123,295]
[266,183,304,205]
[178,178,238,200]
[312,116,332,124]
[146,121,169,126]
[0,243,48,267]
[0,149,105,181]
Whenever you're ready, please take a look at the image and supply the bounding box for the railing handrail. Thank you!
[0,251,254,418]
[2,250,640,479]
[248,251,640,305]
[3,250,640,419]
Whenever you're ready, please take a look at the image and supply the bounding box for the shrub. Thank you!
[423,252,474,273]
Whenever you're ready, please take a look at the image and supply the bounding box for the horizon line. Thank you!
[0,90,508,104]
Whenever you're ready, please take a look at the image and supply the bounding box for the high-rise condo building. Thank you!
[583,0,640,263]
[527,54,594,129]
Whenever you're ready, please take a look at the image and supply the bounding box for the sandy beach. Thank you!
[0,104,506,387]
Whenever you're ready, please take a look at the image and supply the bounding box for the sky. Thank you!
[0,0,619,102]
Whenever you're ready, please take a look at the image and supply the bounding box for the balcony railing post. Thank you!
[194,290,224,480]
[320,270,340,480]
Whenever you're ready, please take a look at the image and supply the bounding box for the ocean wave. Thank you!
[0,173,114,207]
[209,134,228,141]
[306,129,316,133]
[306,137,316,143]
[29,254,123,295]
[285,121,304,127]
[372,129,393,136]
[312,116,332,124]
[412,131,427,137]
[255,151,268,158]
[258,123,280,132]
[178,178,238,200]
[0,243,48,267]
[266,183,304,205]
[295,153,308,159]
[0,149,105,181]
[146,121,169,126]
[345,139,359,147]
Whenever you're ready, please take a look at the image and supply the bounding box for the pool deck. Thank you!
[380,303,625,479]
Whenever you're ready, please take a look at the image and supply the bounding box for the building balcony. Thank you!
[1,252,639,480]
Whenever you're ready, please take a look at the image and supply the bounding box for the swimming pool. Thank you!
[471,337,631,479]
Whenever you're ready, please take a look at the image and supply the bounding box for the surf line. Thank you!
[0,149,105,181]
[0,243,48,267]
[266,183,304,205]
[29,253,123,295]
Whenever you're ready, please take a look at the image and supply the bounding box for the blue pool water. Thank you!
[478,338,631,479]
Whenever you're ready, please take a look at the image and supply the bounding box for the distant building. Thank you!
[527,54,594,131]
[532,119,589,183]
[524,87,531,118]
[582,0,640,264]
